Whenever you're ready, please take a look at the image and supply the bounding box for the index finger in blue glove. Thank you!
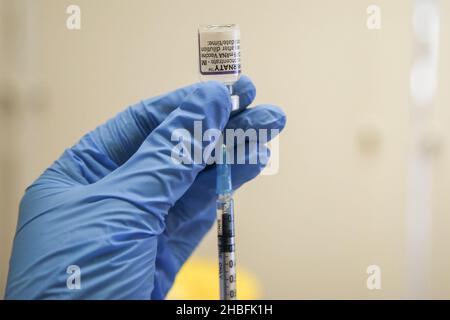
[95,81,231,222]
[50,76,256,186]
[108,75,255,164]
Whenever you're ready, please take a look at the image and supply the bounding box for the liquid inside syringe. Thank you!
[216,145,237,300]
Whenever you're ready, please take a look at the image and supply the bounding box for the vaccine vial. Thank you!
[198,24,241,110]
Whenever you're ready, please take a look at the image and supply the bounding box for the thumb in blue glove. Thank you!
[5,75,286,299]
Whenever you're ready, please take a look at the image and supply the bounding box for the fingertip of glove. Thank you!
[179,81,232,130]
[233,75,256,108]
[265,105,287,131]
[201,80,230,100]
[200,80,232,114]
[272,106,287,130]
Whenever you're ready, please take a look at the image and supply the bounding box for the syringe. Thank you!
[216,144,237,300]
[197,24,240,300]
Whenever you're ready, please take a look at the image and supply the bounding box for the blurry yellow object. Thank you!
[167,256,262,300]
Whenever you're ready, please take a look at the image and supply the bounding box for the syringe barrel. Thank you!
[216,195,236,300]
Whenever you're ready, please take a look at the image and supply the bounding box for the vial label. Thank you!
[198,32,241,76]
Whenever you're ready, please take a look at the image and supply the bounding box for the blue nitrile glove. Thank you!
[5,75,286,299]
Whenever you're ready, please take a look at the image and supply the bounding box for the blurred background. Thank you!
[1,0,450,299]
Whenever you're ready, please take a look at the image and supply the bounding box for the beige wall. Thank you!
[1,0,450,299]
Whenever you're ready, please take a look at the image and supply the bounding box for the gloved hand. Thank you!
[5,75,286,299]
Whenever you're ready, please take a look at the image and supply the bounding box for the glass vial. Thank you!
[198,24,241,85]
